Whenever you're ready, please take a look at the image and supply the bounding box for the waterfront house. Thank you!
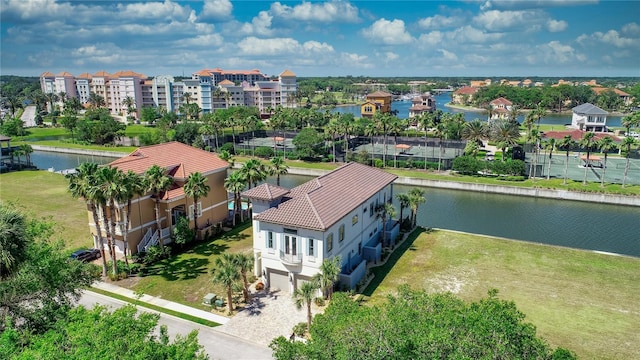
[92,142,229,255]
[408,92,437,118]
[452,86,478,105]
[244,162,398,293]
[571,103,608,132]
[361,91,392,118]
[591,87,633,107]
[489,97,513,120]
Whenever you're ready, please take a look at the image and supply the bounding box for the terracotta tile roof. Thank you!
[218,79,234,85]
[242,183,290,201]
[109,142,229,179]
[56,71,74,77]
[195,69,211,76]
[490,97,513,106]
[77,72,92,79]
[592,87,630,97]
[543,130,620,142]
[254,163,397,231]
[367,91,392,98]
[454,86,478,95]
[94,70,111,77]
[279,69,296,77]
[40,71,55,77]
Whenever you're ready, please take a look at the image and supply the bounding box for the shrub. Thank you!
[143,244,171,264]
[254,146,274,158]
[314,296,326,307]
[452,155,482,175]
[220,142,235,154]
[293,322,307,337]
[374,159,384,168]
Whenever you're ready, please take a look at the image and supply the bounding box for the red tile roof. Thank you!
[592,87,630,97]
[543,130,620,142]
[490,97,513,106]
[109,142,229,179]
[279,69,296,77]
[243,183,290,201]
[40,71,55,77]
[454,86,478,95]
[367,91,392,98]
[253,163,397,231]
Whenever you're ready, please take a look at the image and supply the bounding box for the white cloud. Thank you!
[0,0,75,22]
[340,52,373,69]
[537,40,583,64]
[360,18,413,45]
[239,11,274,36]
[621,22,640,36]
[116,1,192,21]
[578,29,639,49]
[270,1,359,23]
[237,37,334,56]
[546,19,567,32]
[446,26,503,43]
[200,0,233,20]
[418,31,444,47]
[481,0,598,10]
[418,15,463,30]
[438,49,458,61]
[474,10,546,32]
[178,34,224,47]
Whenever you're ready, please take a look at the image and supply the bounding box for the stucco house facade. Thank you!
[489,97,513,120]
[361,91,392,118]
[243,163,398,293]
[408,92,437,118]
[91,142,229,255]
[571,103,608,132]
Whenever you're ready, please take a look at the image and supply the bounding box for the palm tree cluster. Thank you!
[224,157,289,226]
[211,252,254,314]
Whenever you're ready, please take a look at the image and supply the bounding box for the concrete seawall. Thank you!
[284,167,640,207]
[32,145,126,158]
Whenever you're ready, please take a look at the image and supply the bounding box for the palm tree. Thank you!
[389,117,407,168]
[240,159,267,189]
[579,132,596,185]
[522,112,536,135]
[362,118,377,165]
[395,193,411,224]
[184,172,210,234]
[597,136,617,187]
[490,119,520,162]
[527,129,542,178]
[19,144,33,168]
[373,112,393,166]
[212,254,240,314]
[118,170,145,268]
[88,92,105,109]
[66,162,108,276]
[534,106,548,130]
[484,104,494,122]
[419,112,435,170]
[224,171,246,226]
[232,253,254,303]
[0,204,28,279]
[269,157,289,186]
[312,256,341,300]
[181,92,193,105]
[293,281,319,333]
[122,96,136,119]
[337,113,355,160]
[96,166,122,276]
[326,117,341,163]
[543,138,556,180]
[508,105,520,125]
[462,119,487,147]
[408,188,426,228]
[144,165,173,249]
[557,135,575,185]
[376,202,396,247]
[433,122,446,171]
[621,136,638,188]
[621,112,640,136]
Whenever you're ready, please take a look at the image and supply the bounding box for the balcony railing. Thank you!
[279,250,303,265]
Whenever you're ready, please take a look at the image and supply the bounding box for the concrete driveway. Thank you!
[217,288,325,346]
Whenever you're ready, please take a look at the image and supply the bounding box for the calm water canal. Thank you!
[276,174,639,258]
[29,151,638,257]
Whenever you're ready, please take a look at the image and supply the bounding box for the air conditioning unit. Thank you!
[202,293,216,306]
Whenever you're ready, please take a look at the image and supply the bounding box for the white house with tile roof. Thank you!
[243,162,398,293]
[571,103,609,132]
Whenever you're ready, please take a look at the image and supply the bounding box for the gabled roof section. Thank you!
[543,129,619,142]
[254,163,397,231]
[279,69,296,77]
[454,86,478,95]
[218,79,234,85]
[77,72,92,79]
[490,97,512,106]
[242,183,290,202]
[40,71,55,77]
[56,71,74,77]
[367,91,392,98]
[572,103,608,115]
[109,142,229,178]
[94,70,111,77]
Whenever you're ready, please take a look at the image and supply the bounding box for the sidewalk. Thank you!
[91,281,229,325]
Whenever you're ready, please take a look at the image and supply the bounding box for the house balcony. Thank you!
[279,250,302,265]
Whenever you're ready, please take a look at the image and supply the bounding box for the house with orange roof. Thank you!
[592,87,633,106]
[90,142,230,255]
[361,91,392,118]
[243,162,398,293]
[489,97,513,120]
[279,69,297,108]
[452,86,478,105]
[408,92,436,118]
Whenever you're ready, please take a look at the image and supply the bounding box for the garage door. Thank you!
[295,275,312,292]
[268,269,289,292]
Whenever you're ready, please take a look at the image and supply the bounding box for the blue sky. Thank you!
[1,0,639,78]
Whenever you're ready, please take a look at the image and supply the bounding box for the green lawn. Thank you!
[0,171,92,250]
[365,228,640,360]
[127,222,255,311]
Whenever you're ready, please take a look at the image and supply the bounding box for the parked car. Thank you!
[70,248,101,262]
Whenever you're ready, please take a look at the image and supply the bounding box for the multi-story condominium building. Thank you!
[571,103,608,132]
[408,92,436,118]
[40,67,296,118]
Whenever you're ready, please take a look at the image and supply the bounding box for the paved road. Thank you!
[79,290,273,360]
[21,105,36,127]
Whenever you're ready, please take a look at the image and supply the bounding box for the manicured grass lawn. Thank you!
[365,228,640,360]
[0,170,92,250]
[126,222,255,311]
